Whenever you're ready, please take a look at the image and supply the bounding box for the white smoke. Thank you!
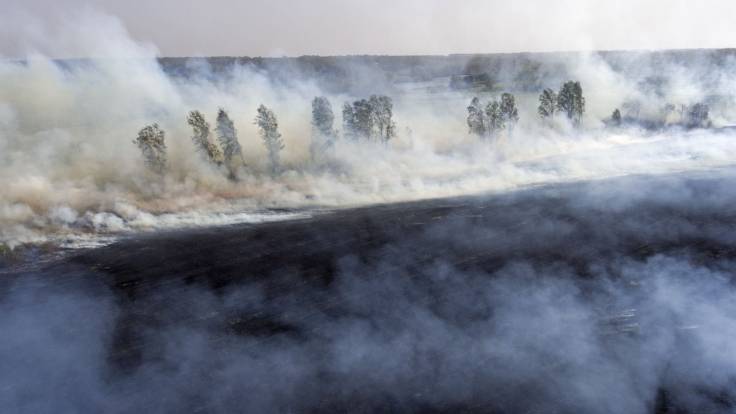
[2,11,736,249]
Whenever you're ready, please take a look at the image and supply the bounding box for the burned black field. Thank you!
[4,169,736,413]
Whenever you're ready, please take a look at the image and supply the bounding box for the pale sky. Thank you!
[2,0,736,58]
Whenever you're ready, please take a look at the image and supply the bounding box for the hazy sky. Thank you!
[2,0,736,58]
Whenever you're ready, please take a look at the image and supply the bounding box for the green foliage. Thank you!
[467,97,486,136]
[485,100,505,135]
[187,110,223,166]
[467,93,518,138]
[342,95,396,142]
[352,99,375,139]
[215,108,245,179]
[686,103,711,128]
[342,103,357,140]
[255,104,285,174]
[557,81,585,126]
[312,97,336,138]
[538,88,557,119]
[133,123,167,174]
[369,95,396,143]
[311,97,337,160]
[500,93,519,125]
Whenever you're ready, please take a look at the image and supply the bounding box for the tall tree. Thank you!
[311,97,337,159]
[352,99,374,139]
[467,97,486,137]
[342,103,356,140]
[500,93,520,126]
[255,104,285,174]
[187,110,222,166]
[312,97,336,138]
[369,95,396,143]
[485,100,505,136]
[572,82,585,123]
[557,81,585,126]
[686,103,710,128]
[538,88,557,119]
[215,108,245,179]
[133,123,167,174]
[343,96,397,142]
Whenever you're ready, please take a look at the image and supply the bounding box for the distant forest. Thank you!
[157,49,736,94]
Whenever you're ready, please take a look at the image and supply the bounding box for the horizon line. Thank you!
[3,46,736,62]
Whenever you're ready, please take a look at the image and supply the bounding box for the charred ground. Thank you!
[3,169,736,413]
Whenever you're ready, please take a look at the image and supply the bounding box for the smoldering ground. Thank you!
[3,169,736,413]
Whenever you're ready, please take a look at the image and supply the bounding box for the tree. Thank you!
[311,97,337,159]
[686,103,710,128]
[557,81,585,126]
[343,99,374,140]
[538,88,557,119]
[467,97,486,136]
[255,104,285,174]
[133,123,167,174]
[499,93,519,127]
[215,108,245,179]
[343,96,397,142]
[312,97,336,138]
[187,110,222,166]
[485,100,505,136]
[342,103,356,140]
[369,95,396,143]
[611,109,622,126]
[352,99,375,139]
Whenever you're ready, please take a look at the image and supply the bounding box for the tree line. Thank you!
[134,83,716,177]
[467,79,712,136]
[466,81,586,138]
[466,93,520,138]
[134,95,396,177]
[537,81,586,125]
[608,101,711,129]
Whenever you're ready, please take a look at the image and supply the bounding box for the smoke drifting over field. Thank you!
[4,9,736,414]
[5,170,736,413]
[2,12,736,248]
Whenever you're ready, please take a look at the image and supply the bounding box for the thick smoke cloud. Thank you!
[3,12,736,249]
[3,6,736,414]
[4,170,736,412]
